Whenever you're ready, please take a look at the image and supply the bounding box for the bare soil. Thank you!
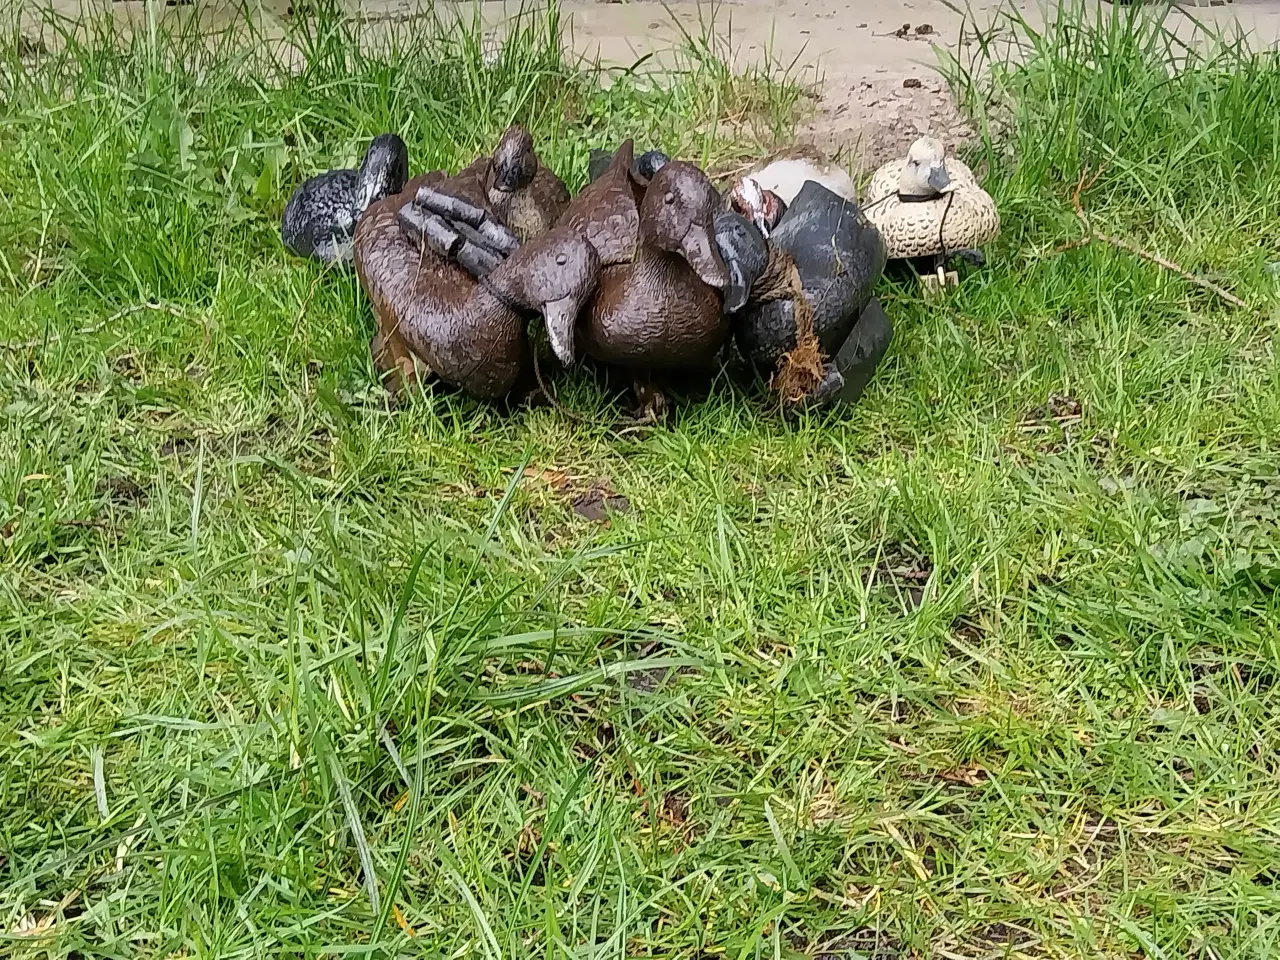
[32,0,1280,173]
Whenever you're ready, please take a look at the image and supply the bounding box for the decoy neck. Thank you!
[638,160,730,291]
[357,133,409,211]
[713,211,768,314]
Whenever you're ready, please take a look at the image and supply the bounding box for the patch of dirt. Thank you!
[801,76,976,173]
[950,614,986,643]
[96,475,148,507]
[815,928,903,960]
[868,543,933,611]
[508,465,634,527]
[1015,392,1084,453]
[158,434,195,457]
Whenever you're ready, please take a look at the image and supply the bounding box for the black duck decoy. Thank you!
[281,133,408,265]
[587,146,670,186]
[735,179,891,406]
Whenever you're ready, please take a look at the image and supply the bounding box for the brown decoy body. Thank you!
[556,139,731,412]
[354,170,599,401]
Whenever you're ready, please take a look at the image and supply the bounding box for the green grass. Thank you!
[2,0,1280,956]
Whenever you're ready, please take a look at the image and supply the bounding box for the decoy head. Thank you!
[726,176,787,237]
[898,136,950,199]
[639,161,731,291]
[497,226,600,368]
[357,133,409,211]
[634,149,670,182]
[713,211,769,314]
[488,124,539,196]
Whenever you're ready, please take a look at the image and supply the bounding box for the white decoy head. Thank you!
[897,137,951,199]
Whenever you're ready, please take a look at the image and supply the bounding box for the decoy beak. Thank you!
[722,258,750,314]
[927,164,951,194]
[679,225,731,291]
[542,297,580,367]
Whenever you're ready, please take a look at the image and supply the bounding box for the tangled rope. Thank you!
[750,244,825,402]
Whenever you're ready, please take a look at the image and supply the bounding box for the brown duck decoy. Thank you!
[556,140,731,414]
[354,178,599,402]
[480,125,570,242]
[392,125,568,245]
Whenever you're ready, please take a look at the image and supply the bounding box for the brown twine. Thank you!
[751,244,825,402]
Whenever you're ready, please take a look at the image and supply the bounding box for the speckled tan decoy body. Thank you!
[863,155,1000,259]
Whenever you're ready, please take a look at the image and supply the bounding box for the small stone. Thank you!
[902,78,922,89]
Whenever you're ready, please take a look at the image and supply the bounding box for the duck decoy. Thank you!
[558,139,731,417]
[862,136,999,291]
[281,133,409,265]
[734,148,858,208]
[354,179,600,401]
[725,177,788,238]
[587,146,670,186]
[735,180,890,407]
[482,125,571,242]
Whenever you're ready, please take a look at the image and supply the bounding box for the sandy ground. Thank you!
[25,0,1280,171]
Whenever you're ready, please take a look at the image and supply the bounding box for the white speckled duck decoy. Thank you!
[863,137,999,287]
[740,154,858,208]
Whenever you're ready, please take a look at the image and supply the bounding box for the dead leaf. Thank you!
[12,913,55,938]
[392,903,417,937]
[516,821,542,855]
[938,766,988,786]
[572,482,631,524]
[520,466,570,490]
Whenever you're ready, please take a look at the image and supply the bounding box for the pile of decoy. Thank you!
[281,125,999,417]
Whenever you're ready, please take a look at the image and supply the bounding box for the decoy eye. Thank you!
[663,192,676,205]
[555,253,567,266]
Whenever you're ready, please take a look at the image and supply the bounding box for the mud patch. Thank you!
[799,77,976,175]
[868,543,933,611]
[96,474,148,507]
